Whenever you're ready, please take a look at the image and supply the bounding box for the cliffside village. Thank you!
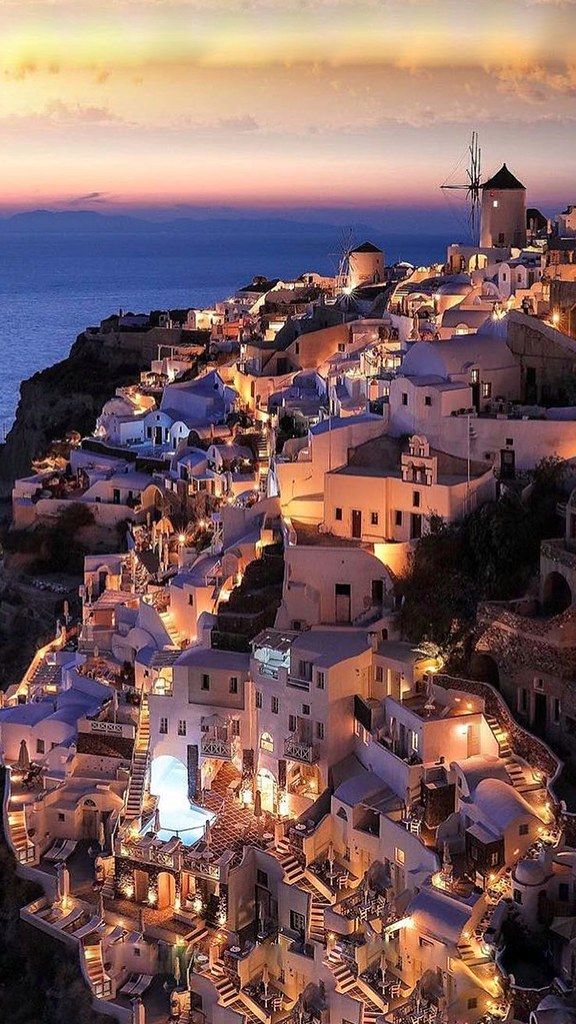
[3,170,576,1024]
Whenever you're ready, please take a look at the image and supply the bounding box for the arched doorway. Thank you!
[157,871,176,911]
[542,571,572,616]
[256,768,276,813]
[470,652,500,690]
[81,798,99,839]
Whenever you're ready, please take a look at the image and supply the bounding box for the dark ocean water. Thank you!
[0,218,451,431]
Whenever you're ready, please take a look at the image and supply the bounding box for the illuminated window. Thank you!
[260,732,274,752]
[493,200,499,208]
[394,847,405,865]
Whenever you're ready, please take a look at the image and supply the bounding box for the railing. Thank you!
[284,736,319,764]
[201,735,234,760]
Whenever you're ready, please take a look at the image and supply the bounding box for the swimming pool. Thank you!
[149,755,214,846]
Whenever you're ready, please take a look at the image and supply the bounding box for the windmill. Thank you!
[441,131,482,243]
[330,227,355,295]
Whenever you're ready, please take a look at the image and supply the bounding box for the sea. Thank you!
[0,216,452,433]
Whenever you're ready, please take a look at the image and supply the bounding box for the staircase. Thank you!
[485,715,512,759]
[8,806,35,864]
[274,839,305,885]
[309,896,325,943]
[324,952,356,993]
[83,943,113,999]
[207,960,238,1006]
[457,940,490,968]
[125,696,150,821]
[100,864,115,901]
[160,608,184,648]
[350,986,383,1024]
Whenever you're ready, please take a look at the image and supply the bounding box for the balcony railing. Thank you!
[201,734,238,760]
[284,735,319,764]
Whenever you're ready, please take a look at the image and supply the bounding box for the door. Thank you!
[471,382,480,412]
[351,509,362,539]
[154,427,163,444]
[500,449,516,480]
[134,868,149,904]
[467,724,481,758]
[82,808,99,839]
[335,583,351,623]
[533,691,547,734]
[157,871,176,911]
[410,513,422,539]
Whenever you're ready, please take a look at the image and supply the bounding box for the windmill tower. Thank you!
[441,131,482,244]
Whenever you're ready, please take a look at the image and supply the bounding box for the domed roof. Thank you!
[477,313,509,341]
[514,857,549,886]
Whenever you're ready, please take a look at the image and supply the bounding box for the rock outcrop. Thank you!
[0,328,156,495]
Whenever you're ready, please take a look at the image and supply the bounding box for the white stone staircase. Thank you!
[274,839,305,885]
[485,714,512,759]
[125,696,150,821]
[324,952,356,993]
[7,806,35,864]
[206,960,238,1006]
[82,942,113,1000]
[160,608,185,648]
[309,895,326,943]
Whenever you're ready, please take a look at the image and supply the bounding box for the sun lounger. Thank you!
[56,907,84,930]
[54,839,77,862]
[70,915,102,939]
[131,975,153,997]
[44,838,67,861]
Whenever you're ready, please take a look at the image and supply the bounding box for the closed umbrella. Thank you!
[154,806,161,834]
[17,739,30,772]
[173,951,181,986]
[98,820,106,851]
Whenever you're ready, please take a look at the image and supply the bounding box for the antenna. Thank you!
[441,131,482,243]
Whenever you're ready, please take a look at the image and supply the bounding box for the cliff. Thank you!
[0,329,156,495]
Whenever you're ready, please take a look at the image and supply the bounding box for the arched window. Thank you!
[260,732,274,752]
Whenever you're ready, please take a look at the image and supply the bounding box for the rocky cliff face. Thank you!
[0,329,155,495]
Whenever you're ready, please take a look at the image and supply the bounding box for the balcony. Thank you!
[201,733,238,761]
[284,735,319,764]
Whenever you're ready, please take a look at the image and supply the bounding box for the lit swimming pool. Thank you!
[148,755,214,846]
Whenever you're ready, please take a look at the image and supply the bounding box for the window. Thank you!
[260,732,274,752]
[481,381,492,399]
[335,507,343,522]
[471,368,479,384]
[316,722,325,740]
[554,698,561,723]
[370,511,379,526]
[493,199,498,208]
[413,491,420,508]
[401,392,408,406]
[559,882,570,902]
[375,666,383,683]
[395,510,402,526]
[289,714,297,732]
[290,910,306,934]
[271,695,279,714]
[255,691,263,709]
[506,437,513,447]
[58,812,65,821]
[201,673,210,691]
[188,594,194,606]
[36,738,45,754]
[257,869,269,887]
[302,704,310,716]
[395,847,405,866]
[490,851,500,866]
[229,677,238,694]
[468,998,478,1011]
[231,719,240,737]
[424,395,432,407]
[519,823,529,836]
[160,717,168,735]
[316,671,325,689]
[513,889,522,904]
[298,660,313,682]
[178,720,187,736]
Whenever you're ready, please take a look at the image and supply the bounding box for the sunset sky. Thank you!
[1,0,575,214]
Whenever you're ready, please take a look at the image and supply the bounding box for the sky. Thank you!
[1,0,575,215]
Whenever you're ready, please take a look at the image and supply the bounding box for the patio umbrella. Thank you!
[262,964,269,999]
[173,950,181,986]
[204,820,212,847]
[98,820,106,851]
[254,790,262,819]
[154,806,161,834]
[17,739,30,772]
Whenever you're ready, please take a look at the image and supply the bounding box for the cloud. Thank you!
[0,101,124,130]
[63,192,109,205]
[493,63,576,100]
